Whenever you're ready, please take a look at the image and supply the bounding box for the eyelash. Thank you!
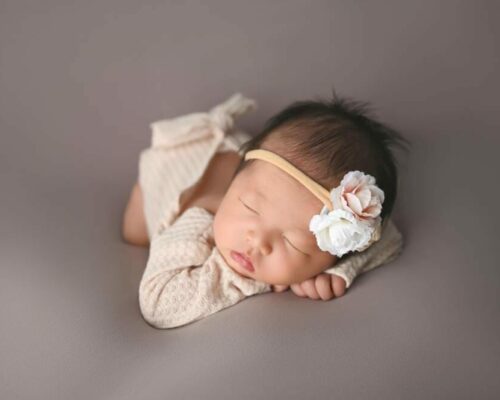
[239,197,307,256]
[283,236,306,255]
[239,197,257,214]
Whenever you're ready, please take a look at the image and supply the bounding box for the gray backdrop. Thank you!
[1,1,499,399]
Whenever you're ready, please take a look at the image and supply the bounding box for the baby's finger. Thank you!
[290,283,306,297]
[301,279,320,300]
[331,275,347,297]
[315,274,334,301]
[273,284,289,293]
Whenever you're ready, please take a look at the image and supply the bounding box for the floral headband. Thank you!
[244,149,385,258]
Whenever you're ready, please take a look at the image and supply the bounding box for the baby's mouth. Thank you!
[230,250,255,272]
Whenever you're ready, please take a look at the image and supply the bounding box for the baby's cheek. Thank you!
[286,261,318,285]
[212,213,224,246]
[212,210,235,248]
[265,258,299,285]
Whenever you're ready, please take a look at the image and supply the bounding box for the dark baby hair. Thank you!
[232,89,411,224]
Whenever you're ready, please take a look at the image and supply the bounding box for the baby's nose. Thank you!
[247,232,272,256]
[260,243,272,256]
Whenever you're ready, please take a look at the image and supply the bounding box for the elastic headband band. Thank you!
[244,149,334,211]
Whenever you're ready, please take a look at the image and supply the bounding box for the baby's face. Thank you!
[212,158,337,285]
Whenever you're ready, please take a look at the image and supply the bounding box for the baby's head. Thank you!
[213,91,410,285]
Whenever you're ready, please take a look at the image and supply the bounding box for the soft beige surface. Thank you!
[137,94,404,328]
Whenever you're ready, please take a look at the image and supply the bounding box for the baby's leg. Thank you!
[122,181,149,247]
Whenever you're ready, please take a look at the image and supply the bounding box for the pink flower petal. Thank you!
[352,183,362,193]
[344,182,356,192]
[356,187,371,208]
[370,186,385,204]
[345,193,363,215]
[363,203,381,218]
[342,171,361,192]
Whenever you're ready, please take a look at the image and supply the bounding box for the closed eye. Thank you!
[283,236,309,256]
[239,197,259,214]
[239,197,309,256]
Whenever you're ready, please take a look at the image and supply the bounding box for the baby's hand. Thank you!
[271,284,290,293]
[290,273,347,301]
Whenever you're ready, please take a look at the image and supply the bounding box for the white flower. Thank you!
[309,208,378,258]
[309,171,385,257]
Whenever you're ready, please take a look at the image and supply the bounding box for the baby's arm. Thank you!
[139,207,270,329]
[324,218,403,290]
[274,218,404,300]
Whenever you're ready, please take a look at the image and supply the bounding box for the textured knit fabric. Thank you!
[139,206,271,329]
[137,93,405,329]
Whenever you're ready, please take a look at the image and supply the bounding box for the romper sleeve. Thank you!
[324,218,404,289]
[138,207,271,329]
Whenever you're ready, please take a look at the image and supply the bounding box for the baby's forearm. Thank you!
[138,207,271,329]
[324,218,404,289]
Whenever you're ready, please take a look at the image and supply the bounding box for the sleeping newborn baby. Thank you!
[122,93,409,329]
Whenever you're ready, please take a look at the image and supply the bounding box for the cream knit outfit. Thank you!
[137,93,404,329]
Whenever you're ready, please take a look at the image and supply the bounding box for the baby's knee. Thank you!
[122,182,149,246]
